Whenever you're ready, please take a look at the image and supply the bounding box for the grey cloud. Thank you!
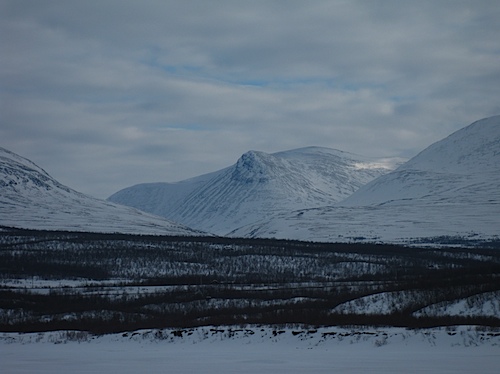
[1,1,499,198]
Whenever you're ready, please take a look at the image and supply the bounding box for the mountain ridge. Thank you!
[4,115,497,244]
[342,115,500,206]
[0,147,206,236]
[231,116,500,244]
[109,146,404,235]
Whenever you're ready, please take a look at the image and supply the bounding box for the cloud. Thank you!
[1,1,500,198]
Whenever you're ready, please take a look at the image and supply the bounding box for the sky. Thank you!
[1,1,500,199]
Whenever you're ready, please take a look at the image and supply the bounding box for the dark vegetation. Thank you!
[1,227,499,334]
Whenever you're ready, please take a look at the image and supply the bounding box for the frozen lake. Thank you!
[2,326,499,373]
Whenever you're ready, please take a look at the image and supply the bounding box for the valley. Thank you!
[1,116,499,371]
[1,227,499,333]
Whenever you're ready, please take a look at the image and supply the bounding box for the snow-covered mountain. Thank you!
[107,168,227,220]
[232,116,500,244]
[109,147,404,235]
[0,147,205,236]
[342,115,500,206]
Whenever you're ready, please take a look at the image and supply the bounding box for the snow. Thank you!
[414,291,500,318]
[2,114,499,245]
[0,147,206,236]
[106,168,226,218]
[231,116,500,245]
[342,115,500,207]
[109,146,403,235]
[331,290,500,317]
[332,291,410,315]
[107,116,499,245]
[1,326,499,373]
[232,199,499,244]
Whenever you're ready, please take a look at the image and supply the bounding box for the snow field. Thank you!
[1,326,499,373]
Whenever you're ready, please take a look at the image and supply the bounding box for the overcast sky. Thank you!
[2,1,500,198]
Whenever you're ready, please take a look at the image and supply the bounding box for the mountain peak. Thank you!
[0,147,50,177]
[343,114,500,206]
[231,116,500,245]
[402,115,500,174]
[110,146,402,235]
[232,150,281,184]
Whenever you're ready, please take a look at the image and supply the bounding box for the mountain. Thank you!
[107,168,227,219]
[342,115,500,206]
[231,116,500,245]
[109,147,404,235]
[0,147,205,236]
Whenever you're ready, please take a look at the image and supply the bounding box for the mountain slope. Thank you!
[342,115,500,206]
[109,147,403,235]
[108,168,227,218]
[0,147,205,236]
[231,116,500,244]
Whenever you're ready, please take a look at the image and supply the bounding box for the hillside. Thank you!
[231,116,500,245]
[109,147,403,235]
[0,147,204,236]
[2,229,499,333]
[343,115,500,206]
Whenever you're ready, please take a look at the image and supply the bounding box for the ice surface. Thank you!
[1,326,499,373]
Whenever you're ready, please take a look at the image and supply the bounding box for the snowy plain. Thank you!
[2,326,499,373]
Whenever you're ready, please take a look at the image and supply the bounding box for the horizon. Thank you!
[2,1,500,198]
